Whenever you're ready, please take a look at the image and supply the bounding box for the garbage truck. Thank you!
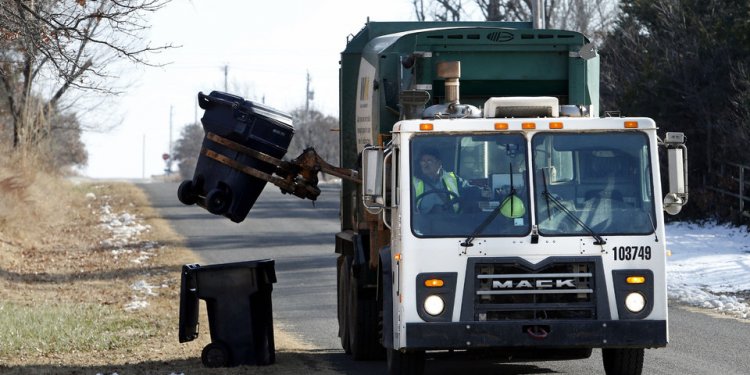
[178,20,689,375]
[333,21,688,375]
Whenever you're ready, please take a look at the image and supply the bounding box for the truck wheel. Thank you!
[177,180,198,205]
[602,348,644,375]
[206,188,231,215]
[387,348,425,375]
[348,272,385,360]
[337,256,351,354]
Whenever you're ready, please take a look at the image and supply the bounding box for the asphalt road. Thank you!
[140,181,750,374]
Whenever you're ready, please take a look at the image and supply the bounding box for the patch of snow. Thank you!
[95,196,163,312]
[132,280,159,296]
[124,298,149,311]
[666,221,750,319]
[98,204,151,248]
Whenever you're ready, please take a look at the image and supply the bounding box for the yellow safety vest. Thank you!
[413,172,460,212]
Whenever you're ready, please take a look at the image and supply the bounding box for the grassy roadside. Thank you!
[0,163,342,374]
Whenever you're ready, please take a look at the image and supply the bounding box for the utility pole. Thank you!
[224,65,229,92]
[168,105,173,175]
[305,71,314,115]
[142,134,146,179]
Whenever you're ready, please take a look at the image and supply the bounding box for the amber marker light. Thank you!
[626,276,646,284]
[549,122,564,129]
[495,122,509,130]
[424,279,445,288]
[394,253,402,262]
[522,122,536,130]
[624,121,639,128]
[419,123,434,131]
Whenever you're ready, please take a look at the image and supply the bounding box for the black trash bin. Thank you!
[177,91,294,223]
[179,259,276,367]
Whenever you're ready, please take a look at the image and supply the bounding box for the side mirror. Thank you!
[362,146,384,214]
[662,132,688,215]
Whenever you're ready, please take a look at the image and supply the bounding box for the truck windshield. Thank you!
[532,132,656,236]
[411,134,531,238]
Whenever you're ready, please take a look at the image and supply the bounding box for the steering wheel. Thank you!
[415,189,461,213]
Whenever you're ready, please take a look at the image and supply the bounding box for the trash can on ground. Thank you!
[177,91,294,223]
[179,259,276,367]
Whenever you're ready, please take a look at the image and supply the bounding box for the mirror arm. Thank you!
[382,149,393,229]
[677,143,689,205]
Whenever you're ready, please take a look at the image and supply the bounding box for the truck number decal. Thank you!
[612,246,651,261]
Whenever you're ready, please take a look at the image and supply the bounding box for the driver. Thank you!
[412,148,468,213]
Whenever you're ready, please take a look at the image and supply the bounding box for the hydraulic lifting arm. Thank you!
[201,132,360,202]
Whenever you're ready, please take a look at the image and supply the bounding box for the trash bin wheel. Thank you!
[206,188,231,215]
[177,180,198,205]
[201,341,231,368]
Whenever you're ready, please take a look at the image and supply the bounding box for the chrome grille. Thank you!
[474,262,596,321]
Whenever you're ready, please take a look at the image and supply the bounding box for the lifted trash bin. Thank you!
[179,259,276,367]
[177,91,294,223]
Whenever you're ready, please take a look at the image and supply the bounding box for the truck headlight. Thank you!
[424,295,445,316]
[625,292,646,313]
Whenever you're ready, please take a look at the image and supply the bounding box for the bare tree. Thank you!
[0,0,174,154]
[287,108,339,169]
[413,0,467,21]
[173,122,203,180]
[414,0,619,44]
[552,0,618,43]
[601,0,750,193]
[43,111,88,171]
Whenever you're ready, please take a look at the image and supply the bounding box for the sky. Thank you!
[82,0,416,179]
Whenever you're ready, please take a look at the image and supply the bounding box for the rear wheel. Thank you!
[348,271,385,360]
[337,256,351,354]
[387,348,425,375]
[602,348,644,375]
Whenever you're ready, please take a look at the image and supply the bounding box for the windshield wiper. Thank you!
[540,169,606,246]
[461,201,504,248]
[462,165,519,248]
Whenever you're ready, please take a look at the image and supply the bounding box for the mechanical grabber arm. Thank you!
[202,132,360,202]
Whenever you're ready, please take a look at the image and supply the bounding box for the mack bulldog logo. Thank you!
[492,279,577,289]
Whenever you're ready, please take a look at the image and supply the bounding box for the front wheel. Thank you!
[602,348,644,375]
[387,348,425,375]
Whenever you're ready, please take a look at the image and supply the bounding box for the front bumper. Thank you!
[406,319,667,349]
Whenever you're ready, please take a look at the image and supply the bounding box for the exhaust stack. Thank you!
[437,61,461,107]
[422,60,480,118]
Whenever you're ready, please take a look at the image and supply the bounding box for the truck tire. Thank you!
[348,272,385,360]
[337,256,351,354]
[387,348,425,375]
[602,348,644,375]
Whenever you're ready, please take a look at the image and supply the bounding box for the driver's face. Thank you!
[419,154,441,179]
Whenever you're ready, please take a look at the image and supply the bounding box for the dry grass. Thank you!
[0,169,204,371]
[0,157,341,374]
